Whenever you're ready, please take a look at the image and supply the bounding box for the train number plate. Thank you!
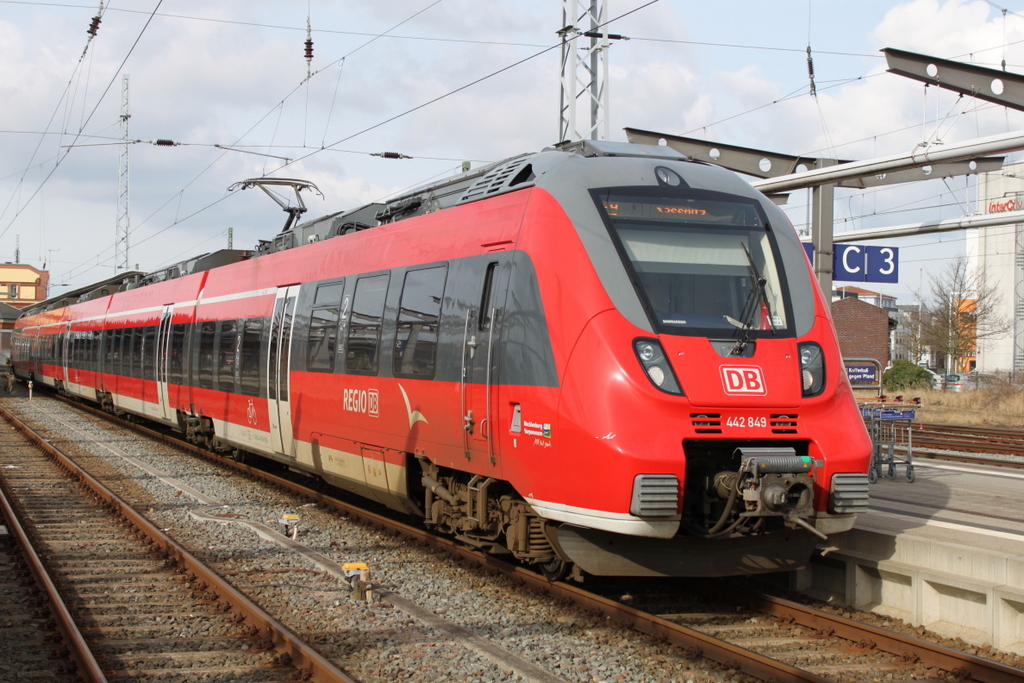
[725,416,767,428]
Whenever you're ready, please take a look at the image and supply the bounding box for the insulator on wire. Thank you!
[372,152,412,160]
[87,14,101,37]
[806,45,817,97]
[304,16,313,77]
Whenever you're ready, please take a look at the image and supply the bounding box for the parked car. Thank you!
[943,373,1001,391]
[943,374,972,391]
[919,367,945,390]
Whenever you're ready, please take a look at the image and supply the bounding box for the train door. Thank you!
[154,305,174,421]
[61,322,72,389]
[460,259,510,470]
[267,285,300,458]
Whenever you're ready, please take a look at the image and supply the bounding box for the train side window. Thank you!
[130,328,143,378]
[394,266,446,377]
[217,320,238,393]
[197,321,216,389]
[118,329,127,376]
[345,274,389,374]
[239,319,263,397]
[142,326,157,378]
[314,282,344,306]
[307,281,344,372]
[168,324,187,385]
[112,329,123,375]
[103,330,114,370]
[279,303,294,397]
[479,262,498,331]
[89,331,96,370]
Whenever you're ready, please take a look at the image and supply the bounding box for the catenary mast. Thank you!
[115,74,130,274]
[558,0,611,142]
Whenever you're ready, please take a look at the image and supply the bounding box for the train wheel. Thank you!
[887,463,897,480]
[539,558,570,582]
[906,466,916,483]
[867,467,877,484]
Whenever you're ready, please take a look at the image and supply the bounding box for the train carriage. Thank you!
[14,140,872,580]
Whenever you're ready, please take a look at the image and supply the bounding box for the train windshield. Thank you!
[595,189,792,336]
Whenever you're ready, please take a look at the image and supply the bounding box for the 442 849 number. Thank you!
[726,416,767,428]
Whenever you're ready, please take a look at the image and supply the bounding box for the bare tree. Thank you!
[892,305,928,365]
[918,256,1012,372]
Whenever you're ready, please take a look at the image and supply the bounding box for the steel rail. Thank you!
[0,402,357,683]
[913,449,1024,469]
[897,422,1024,462]
[0,477,108,683]
[54,399,829,683]
[729,585,1024,683]
[48,394,1024,683]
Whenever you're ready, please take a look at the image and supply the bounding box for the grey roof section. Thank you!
[20,271,146,317]
[0,302,21,322]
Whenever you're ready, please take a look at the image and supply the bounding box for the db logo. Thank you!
[720,366,767,395]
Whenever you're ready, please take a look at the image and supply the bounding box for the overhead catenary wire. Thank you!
[0,0,165,245]
[70,0,661,283]
[57,1,663,285]
[0,1,111,228]
[14,1,1021,288]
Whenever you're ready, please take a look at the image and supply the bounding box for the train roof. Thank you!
[22,141,705,318]
[257,140,694,255]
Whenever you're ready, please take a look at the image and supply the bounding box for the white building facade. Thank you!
[969,162,1024,373]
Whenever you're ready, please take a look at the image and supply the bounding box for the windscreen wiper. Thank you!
[729,243,775,355]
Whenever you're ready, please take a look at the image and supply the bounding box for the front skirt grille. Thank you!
[629,474,679,517]
[830,472,869,514]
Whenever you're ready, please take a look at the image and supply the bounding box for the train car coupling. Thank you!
[705,447,818,539]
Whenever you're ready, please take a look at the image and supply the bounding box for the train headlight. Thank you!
[633,338,683,395]
[798,342,825,397]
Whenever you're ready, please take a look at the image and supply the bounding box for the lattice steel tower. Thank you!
[558,0,611,143]
[116,74,130,273]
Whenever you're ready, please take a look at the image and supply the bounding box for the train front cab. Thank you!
[523,153,871,577]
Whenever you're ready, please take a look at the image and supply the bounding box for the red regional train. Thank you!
[13,140,871,580]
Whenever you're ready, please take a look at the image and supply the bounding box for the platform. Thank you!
[796,456,1024,654]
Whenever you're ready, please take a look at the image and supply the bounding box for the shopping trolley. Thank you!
[858,399,917,483]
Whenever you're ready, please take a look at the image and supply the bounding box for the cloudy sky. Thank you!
[4,0,1024,300]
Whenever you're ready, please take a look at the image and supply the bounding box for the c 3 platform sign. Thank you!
[802,243,899,284]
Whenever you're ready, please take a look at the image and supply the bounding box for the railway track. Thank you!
[13,392,1024,683]
[0,401,354,683]
[900,423,1024,464]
